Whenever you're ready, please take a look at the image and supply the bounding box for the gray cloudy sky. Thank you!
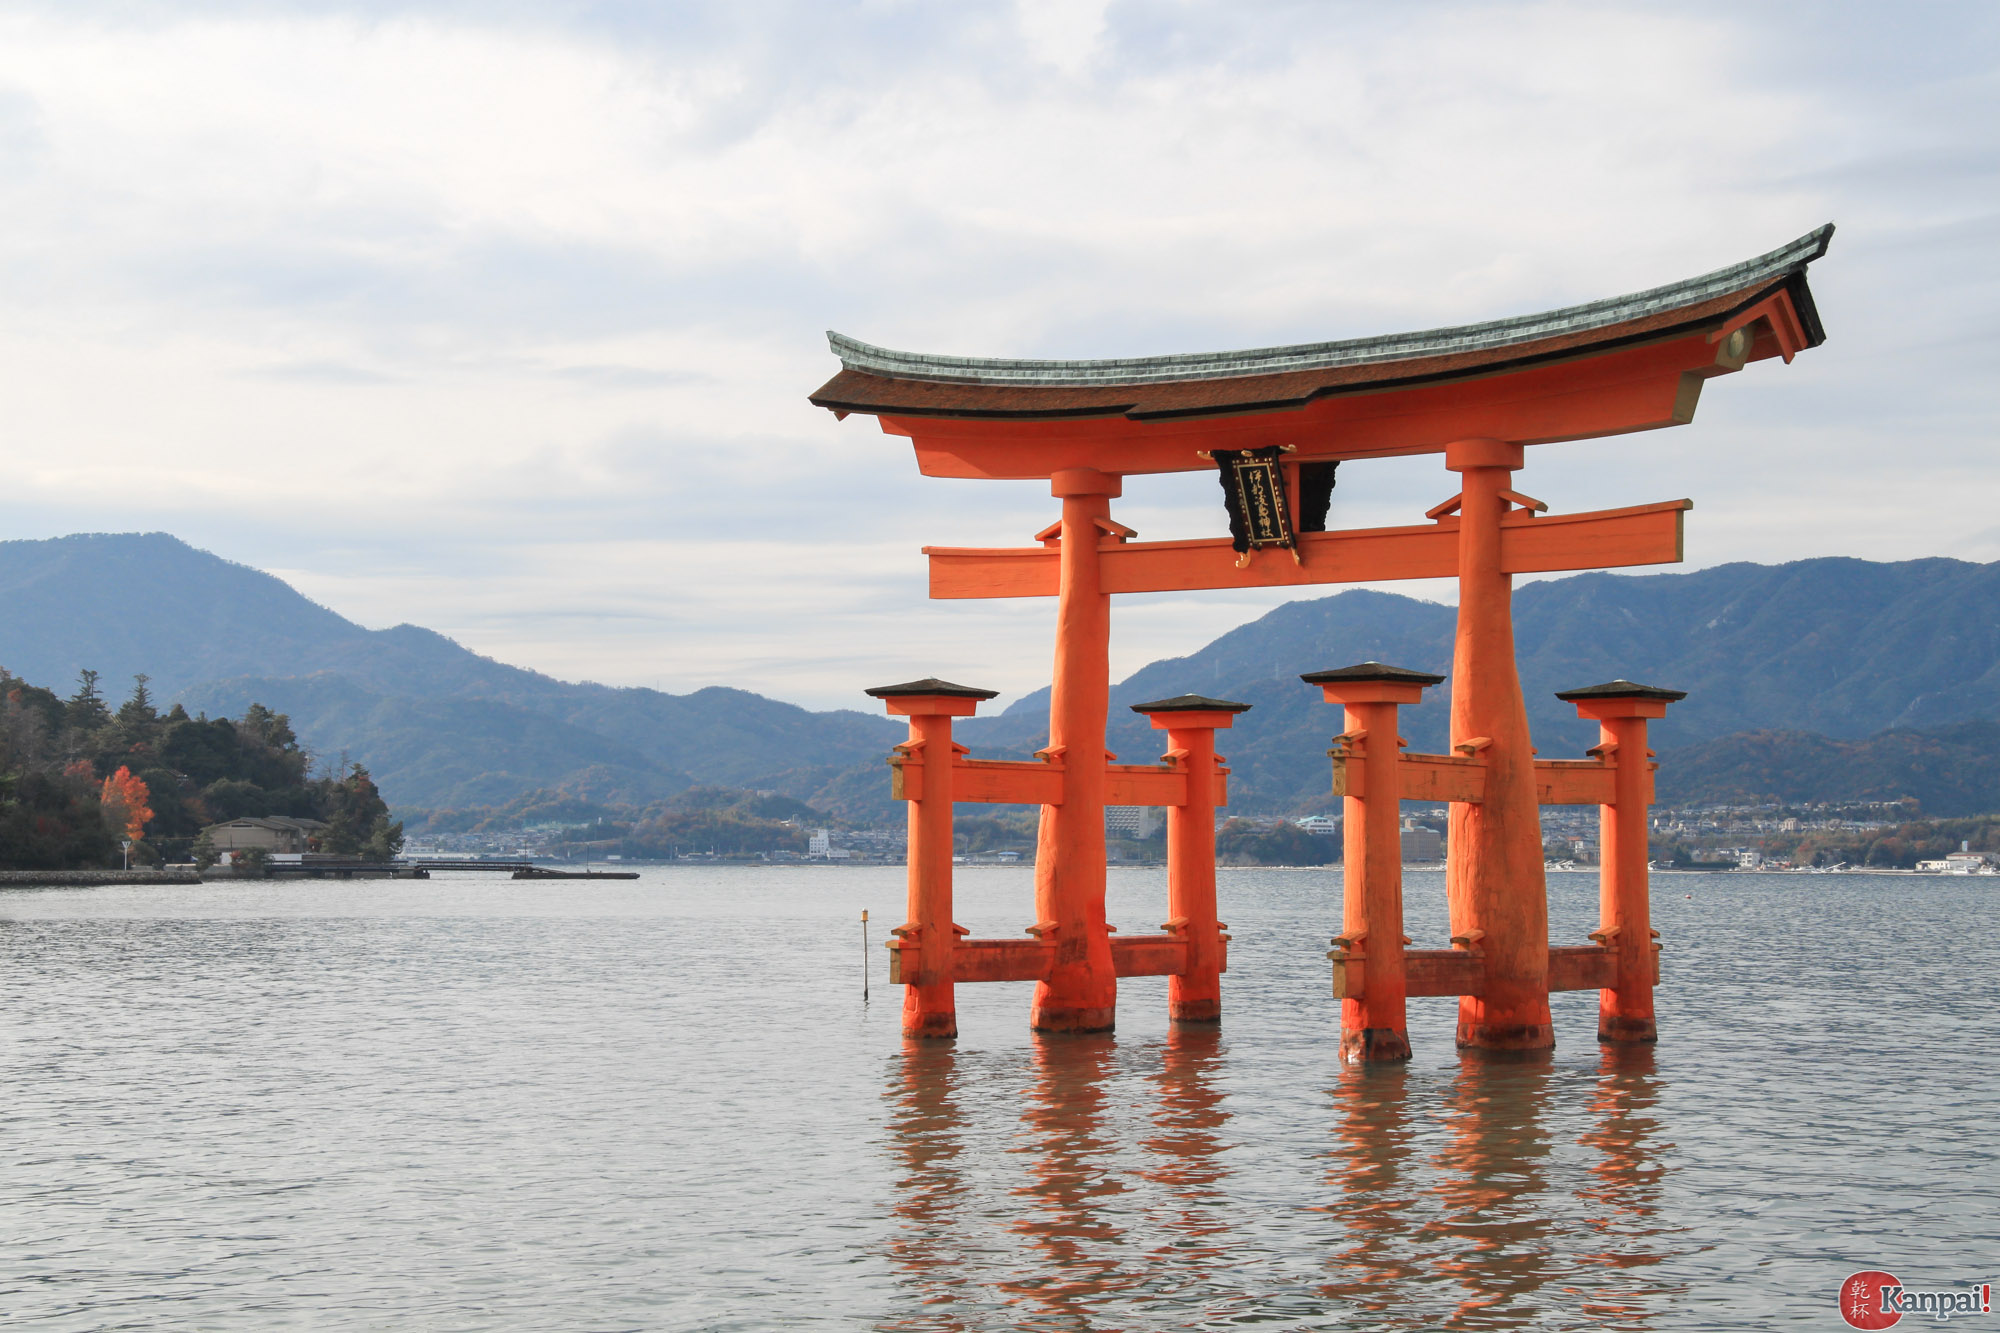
[0,1,1994,710]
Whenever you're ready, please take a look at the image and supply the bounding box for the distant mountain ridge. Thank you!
[3,534,1996,814]
[0,533,899,807]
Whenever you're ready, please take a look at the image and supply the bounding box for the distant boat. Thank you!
[512,867,641,880]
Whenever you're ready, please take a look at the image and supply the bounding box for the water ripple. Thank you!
[0,868,1993,1329]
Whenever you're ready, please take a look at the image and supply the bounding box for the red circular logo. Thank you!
[1840,1271,1902,1329]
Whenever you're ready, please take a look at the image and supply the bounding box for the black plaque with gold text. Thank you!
[1215,447,1296,557]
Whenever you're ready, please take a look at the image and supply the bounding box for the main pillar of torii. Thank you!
[812,226,1832,1043]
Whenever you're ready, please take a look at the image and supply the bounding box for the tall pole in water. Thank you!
[862,909,870,1001]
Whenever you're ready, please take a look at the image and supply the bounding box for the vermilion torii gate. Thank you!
[813,226,1832,1054]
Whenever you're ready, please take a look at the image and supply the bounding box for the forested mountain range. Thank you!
[3,533,1997,815]
[1654,719,2000,816]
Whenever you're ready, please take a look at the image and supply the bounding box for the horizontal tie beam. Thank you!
[887,932,1219,985]
[1329,943,1661,999]
[1536,760,1625,805]
[925,499,1690,599]
[1105,762,1195,806]
[1331,749,1486,803]
[889,754,1223,807]
[1330,751,1652,806]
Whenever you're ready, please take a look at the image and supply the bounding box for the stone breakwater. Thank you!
[0,869,202,887]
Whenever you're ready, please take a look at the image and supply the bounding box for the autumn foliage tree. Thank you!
[99,765,154,843]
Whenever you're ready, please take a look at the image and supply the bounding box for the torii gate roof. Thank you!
[811,226,1833,480]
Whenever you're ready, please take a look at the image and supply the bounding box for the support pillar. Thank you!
[1031,467,1122,1033]
[1304,662,1445,1062]
[1443,438,1553,1050]
[1132,694,1251,1023]
[1556,680,1685,1044]
[866,677,998,1039]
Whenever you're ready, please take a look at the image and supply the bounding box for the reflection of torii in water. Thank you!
[877,1038,1674,1324]
[879,1029,1234,1326]
[1318,1048,1675,1325]
[817,226,1833,1056]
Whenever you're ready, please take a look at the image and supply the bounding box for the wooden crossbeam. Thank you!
[1328,948,1478,999]
[1536,760,1620,806]
[1328,751,1650,807]
[1105,763,1193,806]
[1330,943,1659,999]
[888,932,1210,984]
[893,937,1049,984]
[889,754,1062,805]
[1332,750,1486,803]
[1547,944,1619,993]
[889,754,1216,807]
[955,758,1063,805]
[926,499,1690,600]
[1107,933,1194,978]
[936,935,1650,994]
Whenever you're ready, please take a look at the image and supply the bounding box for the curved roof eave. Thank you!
[826,224,1833,389]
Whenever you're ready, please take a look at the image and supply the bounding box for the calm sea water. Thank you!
[0,866,1993,1330]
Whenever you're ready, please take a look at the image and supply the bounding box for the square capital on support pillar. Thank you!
[1555,679,1686,721]
[1301,661,1445,707]
[1051,467,1122,498]
[1130,694,1251,732]
[1444,438,1525,472]
[865,677,999,718]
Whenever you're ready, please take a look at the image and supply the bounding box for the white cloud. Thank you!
[0,1,1990,708]
[1014,0,1110,75]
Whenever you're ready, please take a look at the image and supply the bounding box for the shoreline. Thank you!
[0,869,203,887]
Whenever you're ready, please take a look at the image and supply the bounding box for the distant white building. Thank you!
[1564,836,1598,862]
[1294,816,1339,838]
[1400,820,1443,863]
[808,829,831,857]
[1105,806,1162,839]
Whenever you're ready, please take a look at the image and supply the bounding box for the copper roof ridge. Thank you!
[827,224,1833,388]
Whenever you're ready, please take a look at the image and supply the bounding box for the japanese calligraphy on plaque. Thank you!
[1214,448,1340,566]
[1216,447,1293,557]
